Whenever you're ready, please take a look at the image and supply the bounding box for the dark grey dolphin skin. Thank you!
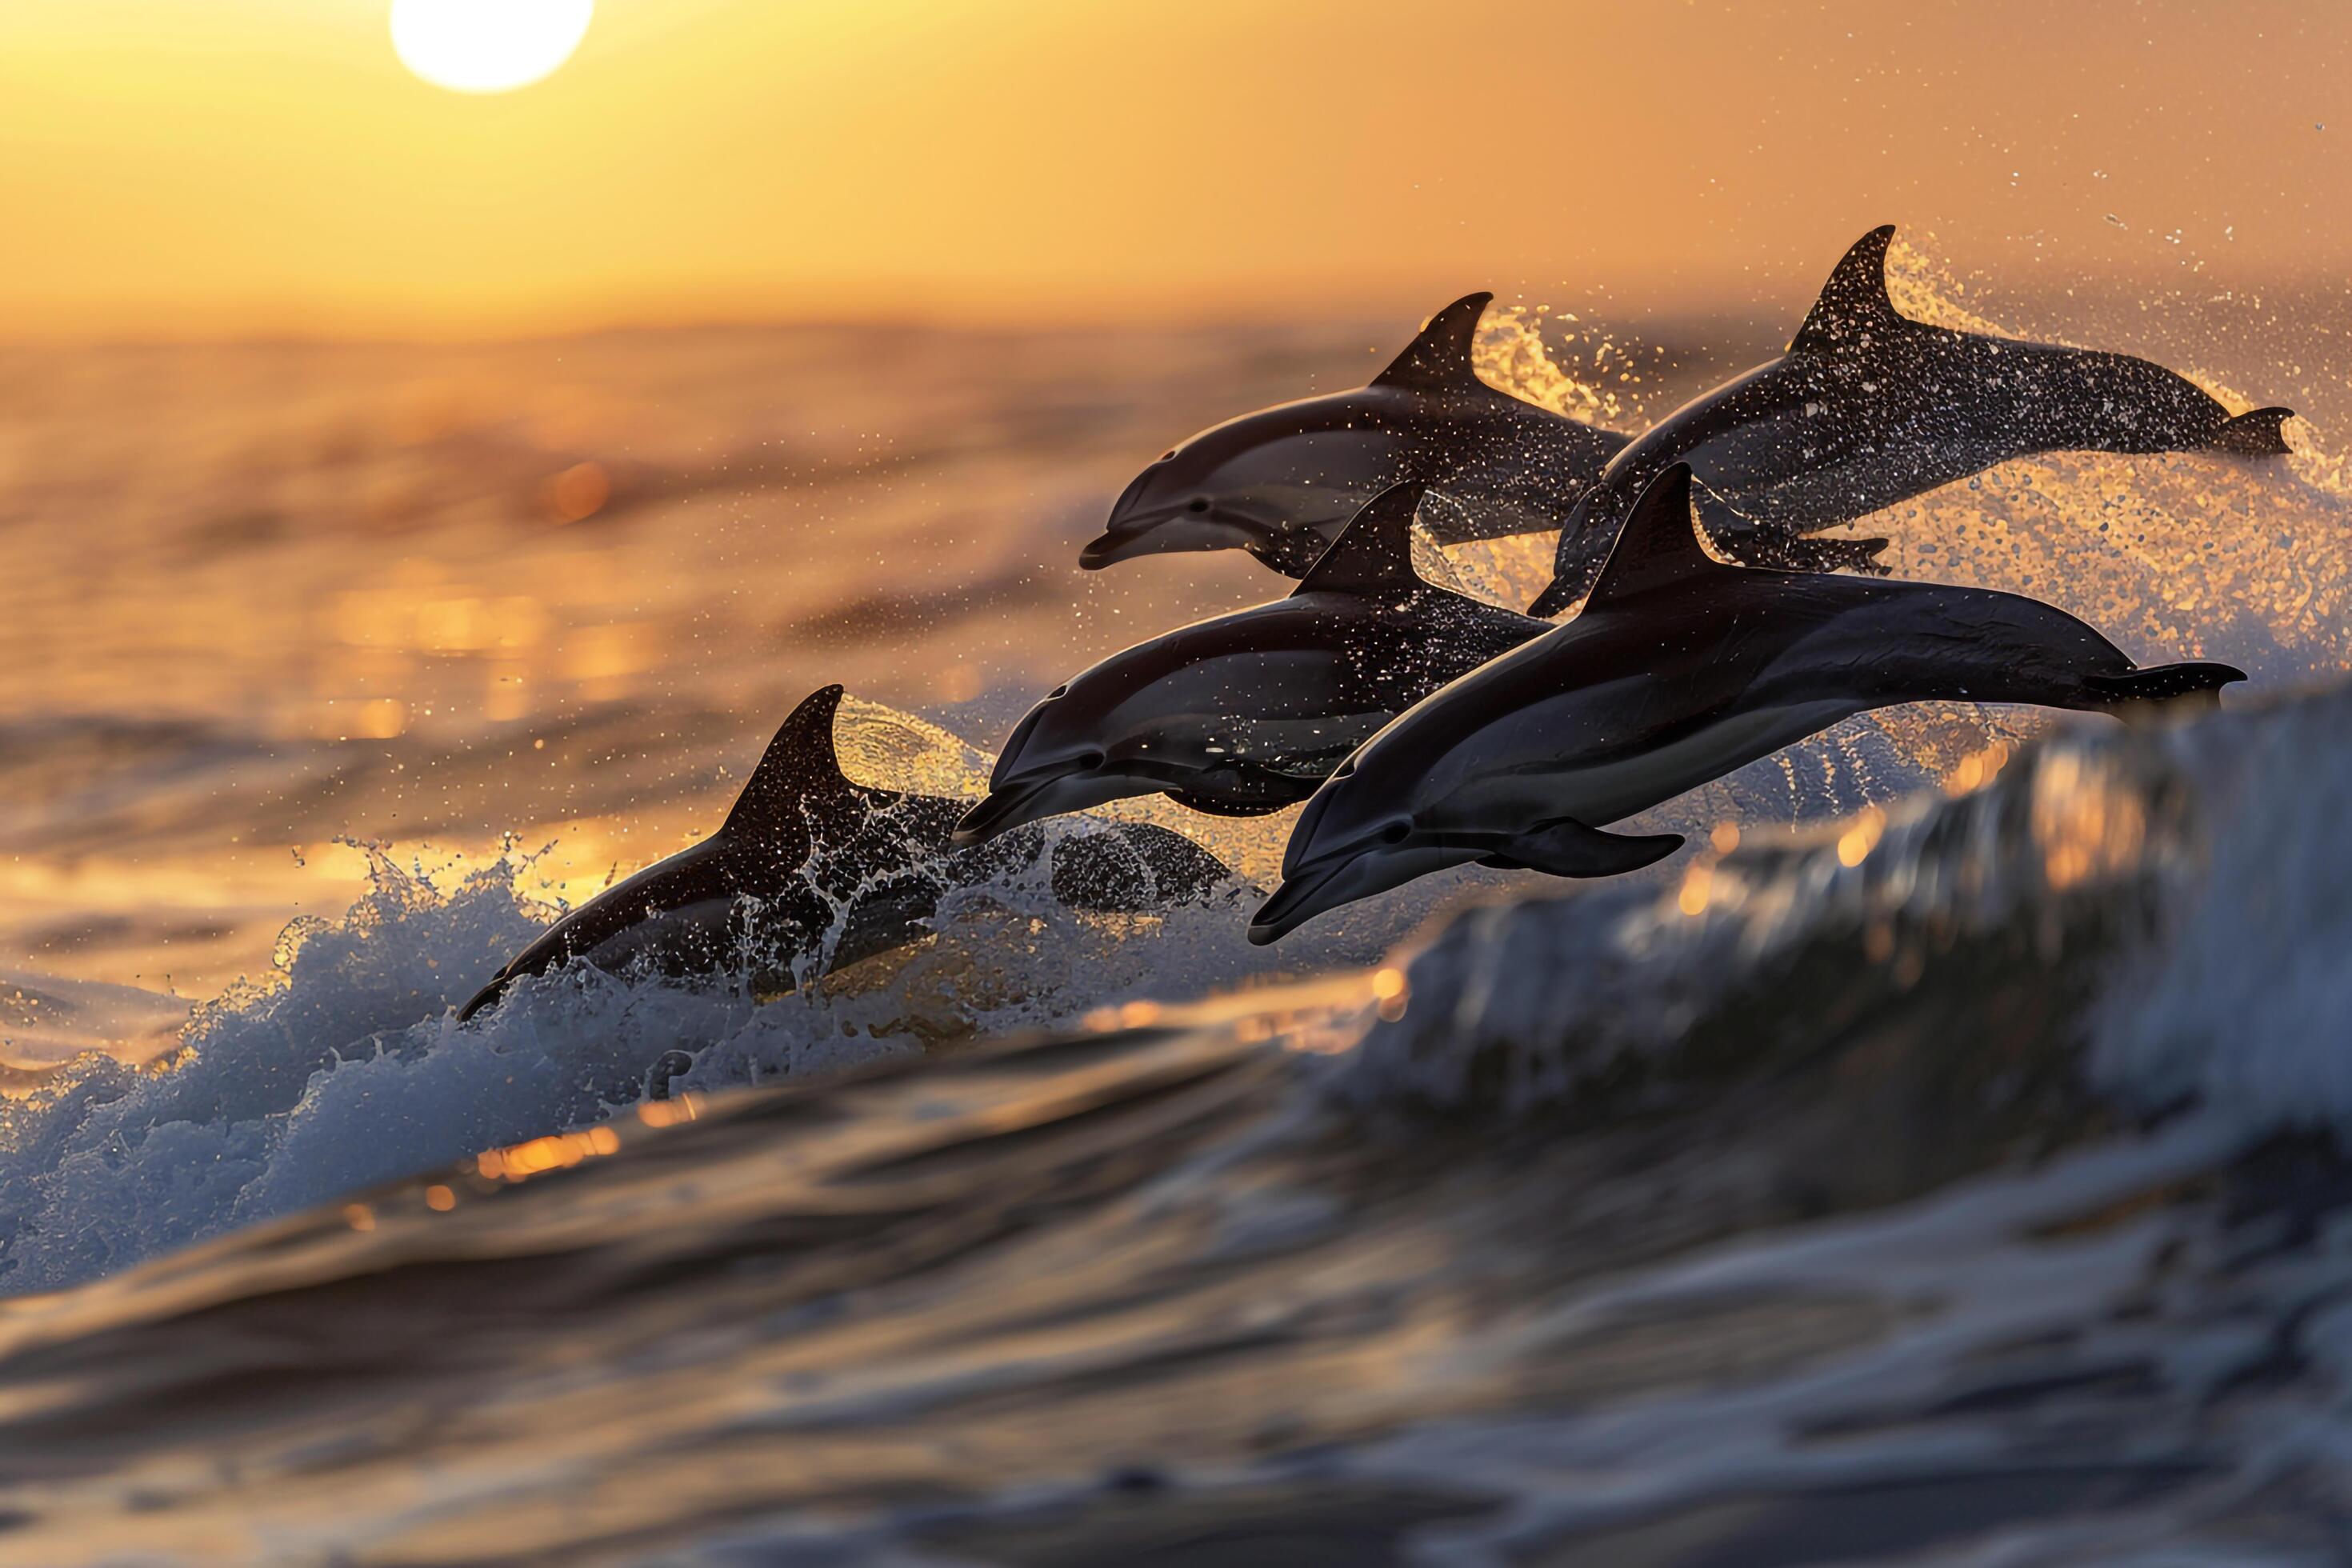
[957,482,1550,844]
[1528,226,2295,615]
[1081,294,1630,578]
[1254,464,2244,942]
[458,687,1233,1020]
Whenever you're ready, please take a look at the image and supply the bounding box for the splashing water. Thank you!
[0,808,1414,1296]
[1436,238,2352,827]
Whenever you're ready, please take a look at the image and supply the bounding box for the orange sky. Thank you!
[1,0,2346,338]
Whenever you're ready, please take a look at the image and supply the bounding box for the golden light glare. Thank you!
[390,0,594,95]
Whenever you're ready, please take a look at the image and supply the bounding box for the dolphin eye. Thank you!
[1186,497,1210,514]
[1078,751,1106,771]
[1159,450,1176,462]
[1380,820,1410,845]
[1047,685,1068,699]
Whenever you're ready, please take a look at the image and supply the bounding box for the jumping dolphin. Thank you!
[958,482,1550,844]
[1080,294,1630,578]
[1527,226,2295,615]
[1255,464,2243,942]
[458,687,1234,1020]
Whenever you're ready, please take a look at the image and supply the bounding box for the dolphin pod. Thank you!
[458,687,1233,1021]
[1526,226,2294,614]
[958,482,1550,845]
[1250,465,2243,942]
[1081,294,1630,578]
[466,227,2288,998]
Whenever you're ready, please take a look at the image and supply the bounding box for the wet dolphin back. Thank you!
[1531,226,2294,614]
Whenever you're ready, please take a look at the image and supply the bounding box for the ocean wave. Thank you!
[1,679,2349,1562]
[0,821,1375,1298]
[1352,676,2352,1169]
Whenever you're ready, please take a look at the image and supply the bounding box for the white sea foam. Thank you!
[0,830,1386,1298]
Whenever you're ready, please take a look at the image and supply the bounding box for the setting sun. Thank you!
[390,0,593,94]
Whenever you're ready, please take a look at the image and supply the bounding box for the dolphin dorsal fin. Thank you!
[1292,481,1429,597]
[1370,293,1494,393]
[1582,465,1726,607]
[723,685,874,838]
[1789,225,1906,354]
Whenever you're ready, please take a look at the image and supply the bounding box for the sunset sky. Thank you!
[1,0,2345,338]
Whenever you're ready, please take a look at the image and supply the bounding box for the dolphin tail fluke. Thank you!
[1478,818,1686,879]
[2082,661,2246,720]
[2203,406,2295,457]
[1720,532,1892,576]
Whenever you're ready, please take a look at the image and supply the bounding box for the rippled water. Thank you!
[3,254,2351,1561]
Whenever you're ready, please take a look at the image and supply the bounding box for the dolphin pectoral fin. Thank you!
[831,873,951,970]
[1726,532,1893,576]
[2202,406,2295,457]
[951,786,1042,847]
[1166,786,1300,818]
[1051,825,1238,910]
[2083,662,2246,721]
[1819,536,1893,576]
[1478,818,1686,879]
[1527,574,1582,618]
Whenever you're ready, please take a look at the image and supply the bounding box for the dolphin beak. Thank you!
[1083,470,1156,569]
[952,779,1054,846]
[1082,476,1177,569]
[1247,858,1353,945]
[1078,528,1141,570]
[1081,506,1266,570]
[954,764,1173,848]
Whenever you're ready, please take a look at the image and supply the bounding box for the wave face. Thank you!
[1,678,2349,1563]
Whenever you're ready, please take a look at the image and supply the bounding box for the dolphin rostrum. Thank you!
[1081,294,1630,578]
[459,687,1234,1020]
[1256,463,2244,942]
[1528,226,2295,615]
[958,482,1551,845]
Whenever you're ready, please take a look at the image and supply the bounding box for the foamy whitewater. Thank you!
[2,253,2351,1562]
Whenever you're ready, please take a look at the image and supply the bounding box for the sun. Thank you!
[390,0,595,95]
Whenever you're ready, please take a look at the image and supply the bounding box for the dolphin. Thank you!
[1527,225,2296,615]
[1080,294,1630,578]
[1254,463,2244,942]
[957,482,1551,844]
[458,687,1234,1020]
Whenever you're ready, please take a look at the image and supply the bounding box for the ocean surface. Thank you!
[2,250,2351,1562]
